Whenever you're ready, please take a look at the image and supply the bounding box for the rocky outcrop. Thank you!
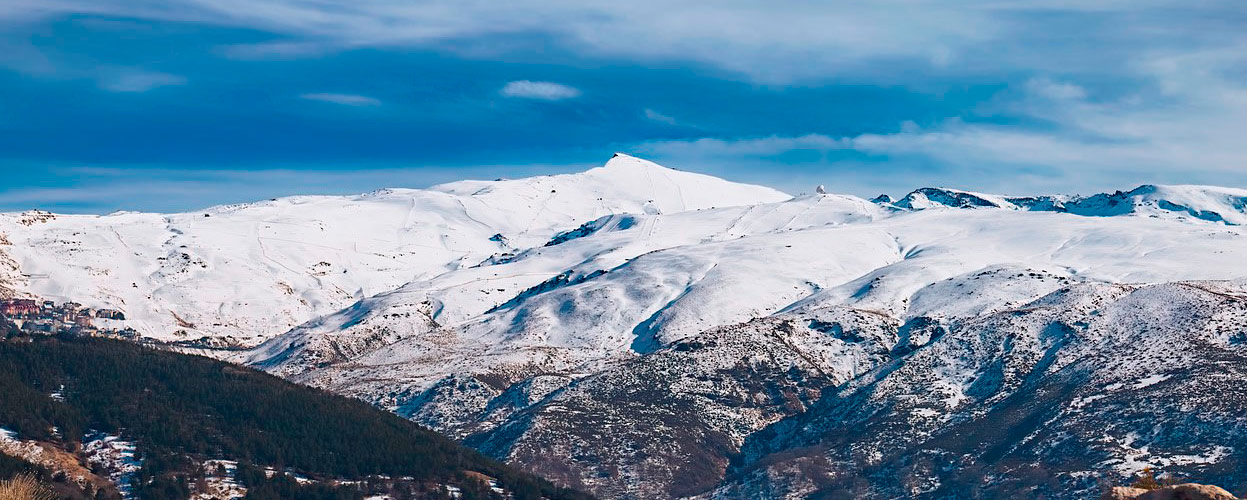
[1140,484,1239,500]
[707,281,1247,499]
[1106,484,1240,500]
[1105,487,1151,500]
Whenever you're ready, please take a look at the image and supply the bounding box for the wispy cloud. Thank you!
[98,70,186,92]
[14,1,1244,84]
[0,162,599,214]
[1024,77,1087,101]
[0,40,187,93]
[644,108,676,125]
[300,93,381,106]
[218,41,339,60]
[4,1,1247,199]
[635,46,1247,196]
[500,80,580,100]
[639,134,846,158]
[3,1,987,82]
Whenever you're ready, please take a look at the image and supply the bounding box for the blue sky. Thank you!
[1,1,1245,213]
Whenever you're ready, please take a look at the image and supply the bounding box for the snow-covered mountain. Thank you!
[891,184,1247,224]
[245,182,1247,382]
[0,154,787,346]
[231,169,1247,498]
[5,156,1247,498]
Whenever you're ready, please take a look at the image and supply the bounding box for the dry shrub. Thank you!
[1131,467,1162,491]
[0,474,56,500]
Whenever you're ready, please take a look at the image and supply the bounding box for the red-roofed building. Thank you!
[1,299,38,317]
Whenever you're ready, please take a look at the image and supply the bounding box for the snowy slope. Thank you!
[6,157,1247,499]
[252,197,1247,386]
[233,177,1247,499]
[711,279,1247,499]
[890,184,1247,225]
[239,180,1247,374]
[0,154,789,345]
[243,192,889,376]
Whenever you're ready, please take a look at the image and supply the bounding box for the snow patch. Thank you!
[84,432,141,499]
[1132,373,1172,389]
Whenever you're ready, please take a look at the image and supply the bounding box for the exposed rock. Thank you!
[1137,484,1239,500]
[707,281,1247,499]
[1105,487,1151,500]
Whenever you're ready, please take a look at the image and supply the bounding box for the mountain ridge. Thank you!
[886,184,1247,225]
[4,156,1247,499]
[0,154,788,345]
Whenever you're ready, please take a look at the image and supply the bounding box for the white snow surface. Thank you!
[0,154,787,344]
[7,156,1247,499]
[892,184,1247,225]
[4,154,1247,397]
[237,175,1247,400]
[83,432,141,499]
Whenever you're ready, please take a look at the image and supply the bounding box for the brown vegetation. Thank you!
[0,474,55,500]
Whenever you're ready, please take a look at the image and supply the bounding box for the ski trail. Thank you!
[777,197,823,232]
[654,165,688,212]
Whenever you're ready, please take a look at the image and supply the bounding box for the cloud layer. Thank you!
[637,52,1247,196]
[0,162,596,213]
[15,1,1243,82]
[500,80,580,100]
[300,93,381,106]
[99,70,186,92]
[0,1,1244,209]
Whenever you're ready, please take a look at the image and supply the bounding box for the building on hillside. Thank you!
[1,299,38,317]
[68,325,97,338]
[2,296,135,339]
[22,319,53,333]
[96,309,126,320]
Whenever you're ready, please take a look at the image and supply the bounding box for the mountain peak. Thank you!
[878,183,1247,225]
[892,187,1018,210]
[574,155,790,211]
[600,152,672,171]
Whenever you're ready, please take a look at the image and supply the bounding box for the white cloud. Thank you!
[99,70,186,92]
[7,2,968,82]
[637,48,1247,195]
[0,162,599,214]
[639,134,847,158]
[218,41,339,60]
[644,108,677,125]
[9,2,1246,94]
[6,1,1247,195]
[1025,77,1087,101]
[300,93,381,106]
[500,80,580,100]
[27,1,1241,83]
[0,35,188,93]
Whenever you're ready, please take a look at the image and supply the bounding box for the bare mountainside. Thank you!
[4,156,1247,498]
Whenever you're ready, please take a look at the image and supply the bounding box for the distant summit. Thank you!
[879,184,1247,225]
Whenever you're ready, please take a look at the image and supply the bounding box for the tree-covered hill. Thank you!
[0,328,593,500]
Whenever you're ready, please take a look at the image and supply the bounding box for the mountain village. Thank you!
[0,297,136,339]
